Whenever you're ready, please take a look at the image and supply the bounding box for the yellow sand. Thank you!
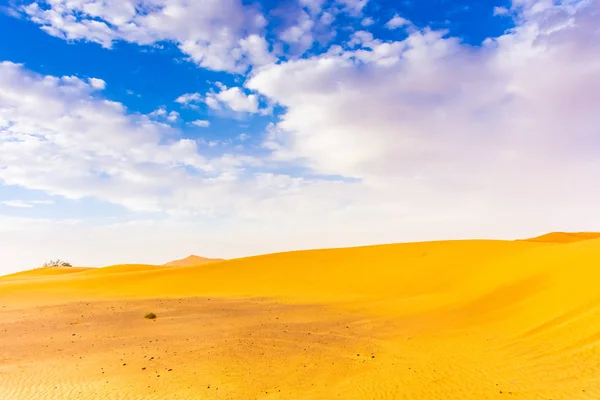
[163,255,225,267]
[1,234,600,399]
[0,266,93,282]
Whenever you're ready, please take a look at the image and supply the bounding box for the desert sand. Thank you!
[1,233,600,399]
[163,255,225,267]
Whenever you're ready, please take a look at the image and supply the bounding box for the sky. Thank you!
[0,0,599,274]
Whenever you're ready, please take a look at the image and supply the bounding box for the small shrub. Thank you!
[42,259,72,268]
[144,312,157,320]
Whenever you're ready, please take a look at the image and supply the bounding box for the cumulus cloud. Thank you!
[150,107,168,117]
[361,17,375,26]
[0,62,350,224]
[279,9,316,53]
[88,78,106,90]
[300,0,326,15]
[191,120,210,127]
[247,0,600,223]
[205,85,261,114]
[175,92,202,105]
[335,0,369,15]
[167,111,180,122]
[385,14,410,29]
[18,0,271,73]
[239,34,277,67]
[15,0,339,68]
[0,62,212,211]
[149,107,179,122]
[274,1,343,58]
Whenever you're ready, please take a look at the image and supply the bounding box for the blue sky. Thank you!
[0,0,514,129]
[0,0,599,273]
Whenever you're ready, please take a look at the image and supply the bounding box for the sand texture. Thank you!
[2,235,600,399]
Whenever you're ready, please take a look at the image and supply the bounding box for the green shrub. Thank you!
[144,312,157,320]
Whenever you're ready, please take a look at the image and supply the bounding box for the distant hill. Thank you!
[163,255,224,267]
[525,232,600,243]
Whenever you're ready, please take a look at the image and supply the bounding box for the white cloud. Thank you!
[0,62,215,212]
[34,200,54,205]
[88,78,106,90]
[149,107,167,117]
[493,6,510,16]
[218,87,259,113]
[361,17,375,26]
[175,92,202,105]
[18,0,271,73]
[0,199,54,208]
[349,30,375,47]
[300,0,326,14]
[0,62,341,225]
[2,201,33,208]
[148,107,179,123]
[238,133,251,141]
[280,10,315,53]
[335,0,369,15]
[277,4,341,57]
[204,96,221,110]
[319,12,335,26]
[205,85,261,114]
[239,34,276,67]
[167,111,179,122]
[385,14,410,29]
[247,0,600,224]
[191,120,210,128]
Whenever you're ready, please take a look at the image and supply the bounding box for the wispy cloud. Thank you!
[1,200,54,208]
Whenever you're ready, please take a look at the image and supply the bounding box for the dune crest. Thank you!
[163,254,224,267]
[525,231,600,243]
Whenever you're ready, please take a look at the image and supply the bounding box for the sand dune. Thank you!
[163,255,224,267]
[74,264,167,276]
[1,234,600,399]
[0,266,93,282]
[525,231,600,243]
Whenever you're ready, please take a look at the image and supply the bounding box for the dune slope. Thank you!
[0,266,93,282]
[1,236,600,399]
